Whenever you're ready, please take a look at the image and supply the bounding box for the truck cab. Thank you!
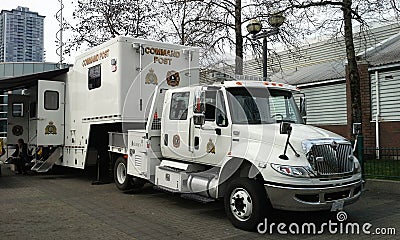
[110,79,362,230]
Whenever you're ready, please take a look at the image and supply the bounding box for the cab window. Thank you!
[170,92,189,120]
[205,91,216,121]
[216,91,228,127]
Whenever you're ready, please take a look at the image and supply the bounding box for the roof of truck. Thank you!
[218,80,300,92]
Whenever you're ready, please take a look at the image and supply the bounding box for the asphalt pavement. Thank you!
[0,165,399,240]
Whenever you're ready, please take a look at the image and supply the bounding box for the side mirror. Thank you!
[280,122,292,134]
[193,113,205,126]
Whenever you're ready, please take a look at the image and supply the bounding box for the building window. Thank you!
[88,64,101,90]
[44,91,59,110]
[12,103,24,117]
[170,92,190,120]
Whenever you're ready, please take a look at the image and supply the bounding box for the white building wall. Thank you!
[371,69,400,121]
[299,82,347,125]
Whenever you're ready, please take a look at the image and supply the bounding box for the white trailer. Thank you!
[6,37,199,173]
[4,37,362,231]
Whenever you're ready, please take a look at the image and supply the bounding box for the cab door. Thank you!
[36,80,65,146]
[192,89,231,166]
[161,90,193,160]
[7,94,30,145]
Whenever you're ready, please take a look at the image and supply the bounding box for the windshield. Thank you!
[226,87,303,124]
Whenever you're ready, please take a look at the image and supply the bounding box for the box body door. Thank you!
[7,94,30,145]
[37,80,65,146]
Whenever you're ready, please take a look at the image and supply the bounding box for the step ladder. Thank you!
[31,147,63,173]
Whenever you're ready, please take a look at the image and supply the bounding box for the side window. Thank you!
[216,91,228,127]
[193,90,205,114]
[170,92,190,120]
[44,91,59,110]
[88,64,101,90]
[205,91,216,121]
[12,103,24,117]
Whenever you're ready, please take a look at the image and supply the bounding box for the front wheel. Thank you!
[224,178,270,231]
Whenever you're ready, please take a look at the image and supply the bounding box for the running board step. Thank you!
[181,193,216,203]
[154,185,181,193]
[31,147,63,173]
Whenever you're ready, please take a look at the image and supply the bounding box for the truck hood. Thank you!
[232,123,347,154]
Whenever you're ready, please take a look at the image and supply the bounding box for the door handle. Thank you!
[215,128,221,135]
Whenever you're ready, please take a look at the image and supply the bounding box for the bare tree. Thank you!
[155,0,223,66]
[161,0,279,74]
[270,0,399,136]
[65,0,157,53]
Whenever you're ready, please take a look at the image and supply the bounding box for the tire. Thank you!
[114,157,132,191]
[224,178,270,231]
[113,157,146,192]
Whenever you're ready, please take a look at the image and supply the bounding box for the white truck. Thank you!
[5,37,362,231]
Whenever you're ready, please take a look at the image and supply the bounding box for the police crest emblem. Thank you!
[145,68,158,85]
[45,121,57,135]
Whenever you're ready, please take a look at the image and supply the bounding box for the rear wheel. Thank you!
[113,156,146,192]
[224,178,270,231]
[114,157,131,191]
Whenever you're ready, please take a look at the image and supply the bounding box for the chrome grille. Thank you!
[309,144,354,175]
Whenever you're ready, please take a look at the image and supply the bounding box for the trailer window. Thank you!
[170,92,189,120]
[12,103,24,117]
[44,91,59,110]
[88,64,101,90]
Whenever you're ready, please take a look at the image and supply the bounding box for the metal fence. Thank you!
[362,147,400,179]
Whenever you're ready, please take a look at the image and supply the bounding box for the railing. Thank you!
[363,147,400,179]
[108,132,128,149]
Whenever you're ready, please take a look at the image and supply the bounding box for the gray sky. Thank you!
[0,0,75,63]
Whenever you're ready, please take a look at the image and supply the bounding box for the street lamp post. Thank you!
[246,14,285,81]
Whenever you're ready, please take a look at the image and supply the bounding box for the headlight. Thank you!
[354,160,361,174]
[271,163,313,178]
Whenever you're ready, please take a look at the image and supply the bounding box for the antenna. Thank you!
[56,0,64,68]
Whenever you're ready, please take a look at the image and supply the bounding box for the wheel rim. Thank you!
[116,162,126,184]
[230,187,253,221]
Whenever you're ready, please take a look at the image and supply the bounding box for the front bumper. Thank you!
[264,179,362,211]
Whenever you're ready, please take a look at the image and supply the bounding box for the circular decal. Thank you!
[166,70,180,87]
[12,125,23,136]
[173,134,180,148]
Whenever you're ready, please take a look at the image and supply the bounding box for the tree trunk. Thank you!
[343,0,362,133]
[235,0,243,75]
